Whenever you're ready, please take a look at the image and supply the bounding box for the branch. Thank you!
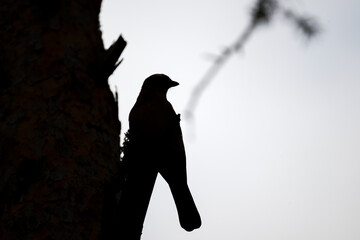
[102,34,127,80]
[184,0,320,120]
[184,22,256,120]
[283,9,320,38]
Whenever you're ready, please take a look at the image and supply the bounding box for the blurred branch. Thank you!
[283,9,320,38]
[184,0,320,120]
[184,23,255,120]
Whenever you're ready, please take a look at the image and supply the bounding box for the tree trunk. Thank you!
[0,1,126,239]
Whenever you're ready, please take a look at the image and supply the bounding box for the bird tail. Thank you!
[169,183,202,231]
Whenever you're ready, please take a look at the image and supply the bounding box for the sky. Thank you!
[100,0,360,239]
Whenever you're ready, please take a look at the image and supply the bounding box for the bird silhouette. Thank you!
[118,74,201,239]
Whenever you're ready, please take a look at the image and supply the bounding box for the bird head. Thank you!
[141,74,179,95]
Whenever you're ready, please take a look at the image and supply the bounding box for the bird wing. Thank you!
[159,109,187,183]
[129,96,201,231]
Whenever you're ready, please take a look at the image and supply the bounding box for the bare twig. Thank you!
[184,22,256,119]
[283,9,320,38]
[184,0,320,120]
[103,34,127,80]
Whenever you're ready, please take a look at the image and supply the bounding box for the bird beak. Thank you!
[170,80,179,87]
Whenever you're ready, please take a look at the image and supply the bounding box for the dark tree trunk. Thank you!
[0,1,126,239]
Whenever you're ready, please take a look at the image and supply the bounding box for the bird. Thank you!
[118,74,201,239]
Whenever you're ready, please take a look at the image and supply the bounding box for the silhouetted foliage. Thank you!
[251,0,278,25]
[284,9,320,38]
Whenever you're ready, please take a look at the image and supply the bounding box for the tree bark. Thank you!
[0,1,125,239]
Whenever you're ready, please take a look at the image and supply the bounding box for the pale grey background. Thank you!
[100,0,360,239]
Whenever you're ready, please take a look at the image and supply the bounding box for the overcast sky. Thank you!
[100,0,360,239]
